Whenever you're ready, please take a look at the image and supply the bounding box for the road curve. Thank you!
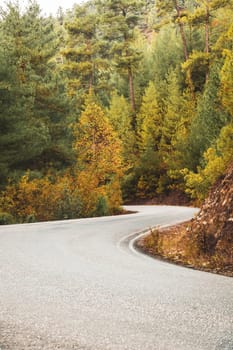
[0,205,232,350]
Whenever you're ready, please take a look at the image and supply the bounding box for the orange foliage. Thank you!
[0,168,123,223]
[0,100,124,223]
[0,172,76,222]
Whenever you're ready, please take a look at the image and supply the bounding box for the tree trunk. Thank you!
[128,66,136,114]
[205,3,210,54]
[179,22,189,61]
[174,1,189,61]
[205,1,210,81]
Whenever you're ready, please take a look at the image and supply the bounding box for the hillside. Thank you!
[138,163,233,276]
[1,1,232,223]
[189,162,233,264]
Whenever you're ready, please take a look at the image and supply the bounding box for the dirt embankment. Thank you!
[137,163,233,277]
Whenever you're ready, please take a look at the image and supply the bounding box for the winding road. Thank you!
[0,205,232,350]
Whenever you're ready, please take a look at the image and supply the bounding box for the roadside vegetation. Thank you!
[0,0,233,228]
[137,163,233,276]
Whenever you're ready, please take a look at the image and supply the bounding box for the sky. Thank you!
[36,0,79,15]
[0,0,81,16]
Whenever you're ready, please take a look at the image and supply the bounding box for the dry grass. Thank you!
[136,223,233,277]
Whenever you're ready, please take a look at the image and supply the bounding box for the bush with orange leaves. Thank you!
[0,99,124,223]
[0,168,123,223]
[0,171,82,222]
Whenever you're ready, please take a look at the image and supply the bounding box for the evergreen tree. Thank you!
[185,62,229,170]
[0,2,51,185]
[182,0,230,91]
[160,70,183,158]
[135,81,163,196]
[96,0,143,115]
[156,0,190,60]
[219,24,233,118]
[149,26,184,85]
[107,91,135,169]
[24,3,72,169]
[137,81,162,152]
[0,2,72,181]
[62,3,109,103]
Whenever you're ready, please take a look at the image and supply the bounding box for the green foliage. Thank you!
[220,47,233,117]
[54,186,84,220]
[62,3,109,102]
[184,123,233,201]
[93,196,110,217]
[184,62,229,170]
[137,81,162,151]
[182,51,210,92]
[0,212,15,225]
[0,0,232,217]
[149,27,184,84]
[107,91,136,169]
[136,149,161,197]
[0,2,72,186]
[135,81,163,196]
[96,0,144,112]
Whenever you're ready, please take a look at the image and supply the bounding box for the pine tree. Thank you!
[219,24,233,118]
[156,0,190,61]
[96,0,143,115]
[135,81,163,196]
[149,26,184,84]
[0,2,51,185]
[182,0,230,91]
[62,3,108,102]
[107,91,135,169]
[160,70,183,158]
[185,62,229,170]
[0,2,72,180]
[137,81,162,152]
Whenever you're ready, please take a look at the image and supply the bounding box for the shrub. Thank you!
[0,212,15,225]
[93,196,109,217]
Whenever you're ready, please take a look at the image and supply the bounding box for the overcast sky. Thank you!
[0,0,81,16]
[36,0,79,15]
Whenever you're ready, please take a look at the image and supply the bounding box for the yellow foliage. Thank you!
[75,170,101,217]
[220,46,233,117]
[73,99,123,191]
[0,171,85,222]
[184,124,233,201]
[105,177,122,211]
[0,98,124,223]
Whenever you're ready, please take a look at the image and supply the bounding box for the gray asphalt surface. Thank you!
[0,205,232,350]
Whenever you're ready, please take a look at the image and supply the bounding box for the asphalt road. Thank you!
[0,205,232,350]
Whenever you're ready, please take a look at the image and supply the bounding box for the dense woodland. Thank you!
[0,0,232,223]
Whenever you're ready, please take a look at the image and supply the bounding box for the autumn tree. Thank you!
[219,24,233,118]
[73,94,123,213]
[107,91,135,168]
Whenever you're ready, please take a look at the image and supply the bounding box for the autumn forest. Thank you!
[0,0,232,224]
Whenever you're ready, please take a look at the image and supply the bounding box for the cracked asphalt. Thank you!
[0,205,232,350]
